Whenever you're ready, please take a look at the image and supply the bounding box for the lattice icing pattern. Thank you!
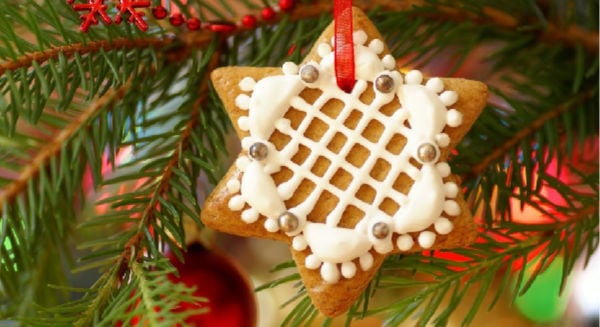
[227,30,464,284]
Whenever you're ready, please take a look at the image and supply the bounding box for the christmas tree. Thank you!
[0,0,598,326]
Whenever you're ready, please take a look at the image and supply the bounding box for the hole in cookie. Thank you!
[327,132,347,154]
[339,205,365,228]
[344,109,363,130]
[359,84,374,105]
[311,156,331,177]
[304,117,328,142]
[291,144,310,165]
[307,189,337,224]
[321,98,344,119]
[362,119,384,143]
[379,197,399,215]
[408,157,422,170]
[272,166,293,185]
[298,88,323,105]
[403,119,411,129]
[330,168,352,191]
[284,178,315,208]
[356,184,375,204]
[345,143,369,168]
[380,98,400,117]
[385,133,406,155]
[269,129,291,151]
[283,107,306,130]
[392,172,413,193]
[370,158,391,181]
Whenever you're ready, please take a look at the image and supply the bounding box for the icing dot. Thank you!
[374,241,393,254]
[359,253,373,271]
[305,254,322,270]
[282,62,298,75]
[236,156,250,170]
[443,200,461,216]
[426,78,444,93]
[317,43,332,58]
[436,133,450,148]
[405,70,423,85]
[264,218,279,232]
[353,30,368,45]
[436,162,451,177]
[368,39,384,54]
[238,77,256,92]
[396,235,414,251]
[228,195,245,211]
[418,231,436,249]
[444,182,459,198]
[382,54,396,70]
[235,94,250,110]
[434,217,454,235]
[341,262,357,279]
[241,208,259,223]
[292,235,307,251]
[241,137,253,151]
[275,118,291,130]
[440,90,458,106]
[226,179,240,193]
[321,262,340,284]
[237,116,249,131]
[447,109,463,127]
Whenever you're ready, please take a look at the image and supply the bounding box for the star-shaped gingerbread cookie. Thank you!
[202,7,488,317]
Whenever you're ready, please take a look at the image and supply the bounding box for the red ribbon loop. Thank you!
[334,0,355,93]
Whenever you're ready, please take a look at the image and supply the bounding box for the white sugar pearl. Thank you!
[235,94,250,110]
[444,200,461,216]
[282,62,298,75]
[228,195,245,211]
[434,218,454,235]
[305,254,321,270]
[436,133,450,148]
[226,179,241,193]
[321,262,341,284]
[382,54,396,70]
[440,90,458,106]
[426,77,444,93]
[444,182,459,198]
[237,116,249,131]
[264,218,279,232]
[317,43,332,57]
[436,162,451,177]
[368,39,384,54]
[241,208,259,223]
[405,70,423,85]
[341,262,357,279]
[418,231,436,249]
[353,30,368,45]
[238,77,256,92]
[292,235,307,251]
[396,235,414,251]
[359,253,373,270]
[447,109,463,127]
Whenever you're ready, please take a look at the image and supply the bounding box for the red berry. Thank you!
[261,7,276,21]
[241,14,257,28]
[279,0,295,12]
[187,17,201,30]
[152,5,168,20]
[169,13,185,26]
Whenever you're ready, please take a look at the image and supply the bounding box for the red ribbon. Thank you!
[333,0,355,93]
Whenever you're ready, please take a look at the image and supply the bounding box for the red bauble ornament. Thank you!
[170,13,185,26]
[279,0,295,12]
[187,17,201,30]
[166,243,257,327]
[152,5,168,19]
[260,7,276,21]
[241,15,257,28]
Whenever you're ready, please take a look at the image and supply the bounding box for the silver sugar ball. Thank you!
[300,64,319,83]
[417,143,438,163]
[249,142,269,161]
[372,222,390,239]
[375,74,395,93]
[278,211,299,233]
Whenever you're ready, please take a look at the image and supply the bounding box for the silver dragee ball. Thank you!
[248,142,268,161]
[375,74,395,93]
[372,222,390,239]
[278,211,299,233]
[300,64,319,83]
[417,143,438,163]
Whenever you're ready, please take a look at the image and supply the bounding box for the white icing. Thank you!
[227,179,241,193]
[226,30,465,284]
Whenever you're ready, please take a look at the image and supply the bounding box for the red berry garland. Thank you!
[68,0,297,32]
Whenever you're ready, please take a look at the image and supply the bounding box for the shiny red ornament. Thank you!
[170,13,185,26]
[166,244,256,327]
[115,0,150,31]
[279,0,295,12]
[187,17,201,30]
[70,0,112,32]
[261,7,276,21]
[241,15,257,28]
[152,5,168,19]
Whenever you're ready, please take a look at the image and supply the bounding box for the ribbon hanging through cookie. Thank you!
[333,0,356,92]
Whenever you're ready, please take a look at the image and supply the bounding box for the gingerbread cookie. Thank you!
[202,7,488,317]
